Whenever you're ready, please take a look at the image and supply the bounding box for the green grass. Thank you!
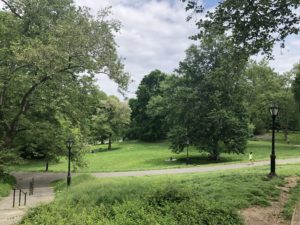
[10,132,300,172]
[282,178,300,219]
[21,164,300,225]
[0,173,15,198]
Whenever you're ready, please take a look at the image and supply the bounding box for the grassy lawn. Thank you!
[10,132,300,172]
[0,174,15,199]
[20,164,300,225]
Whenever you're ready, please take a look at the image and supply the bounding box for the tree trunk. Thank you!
[101,137,105,145]
[108,133,112,150]
[211,148,220,161]
[45,160,49,172]
[284,123,289,143]
[2,130,14,149]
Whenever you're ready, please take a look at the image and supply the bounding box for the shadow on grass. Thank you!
[144,154,242,167]
[90,147,122,153]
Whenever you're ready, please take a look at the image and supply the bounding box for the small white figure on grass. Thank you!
[249,152,254,165]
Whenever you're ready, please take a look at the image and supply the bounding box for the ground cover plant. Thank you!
[282,178,300,219]
[20,164,300,225]
[9,132,300,172]
[0,173,15,198]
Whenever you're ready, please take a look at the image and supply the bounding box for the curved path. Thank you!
[0,173,65,225]
[1,158,300,225]
[91,157,300,177]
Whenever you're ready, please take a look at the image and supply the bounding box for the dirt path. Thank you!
[291,199,300,225]
[0,173,65,225]
[242,177,299,225]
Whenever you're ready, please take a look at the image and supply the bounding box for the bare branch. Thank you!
[0,0,22,18]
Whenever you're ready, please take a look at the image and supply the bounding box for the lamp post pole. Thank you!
[269,103,278,177]
[67,145,71,186]
[270,114,276,176]
[66,138,73,186]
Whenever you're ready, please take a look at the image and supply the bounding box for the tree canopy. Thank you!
[0,0,129,172]
[182,0,300,56]
[129,70,168,141]
[157,37,249,160]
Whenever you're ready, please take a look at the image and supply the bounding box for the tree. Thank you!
[243,60,300,138]
[293,63,300,110]
[161,38,248,160]
[243,60,283,134]
[129,70,168,141]
[88,89,109,145]
[93,96,131,150]
[181,0,300,56]
[0,0,129,172]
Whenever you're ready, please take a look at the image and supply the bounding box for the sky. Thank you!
[72,0,300,99]
[1,0,300,99]
[73,0,198,99]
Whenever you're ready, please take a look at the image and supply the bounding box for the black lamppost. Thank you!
[66,138,73,186]
[269,103,279,177]
[186,137,189,165]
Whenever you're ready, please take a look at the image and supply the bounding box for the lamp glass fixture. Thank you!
[269,103,279,116]
[66,138,73,148]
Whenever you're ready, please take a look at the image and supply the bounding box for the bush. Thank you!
[21,173,286,225]
[0,173,16,198]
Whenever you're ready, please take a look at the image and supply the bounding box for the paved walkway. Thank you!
[1,158,300,225]
[92,158,300,178]
[0,173,65,225]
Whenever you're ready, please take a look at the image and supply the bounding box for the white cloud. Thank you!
[75,0,300,98]
[74,0,197,99]
[2,0,299,98]
[268,35,300,73]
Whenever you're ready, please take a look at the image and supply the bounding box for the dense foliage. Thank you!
[21,171,285,225]
[91,95,131,150]
[0,173,15,198]
[149,38,249,160]
[0,0,129,171]
[128,70,167,141]
[293,64,300,109]
[244,60,300,136]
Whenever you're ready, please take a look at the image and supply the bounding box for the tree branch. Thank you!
[9,75,51,134]
[0,0,22,18]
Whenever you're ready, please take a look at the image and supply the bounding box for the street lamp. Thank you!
[66,138,73,186]
[269,103,279,177]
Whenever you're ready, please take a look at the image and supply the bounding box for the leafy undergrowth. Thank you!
[282,176,300,219]
[21,168,286,225]
[0,173,15,198]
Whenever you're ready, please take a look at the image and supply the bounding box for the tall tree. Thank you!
[162,37,249,160]
[293,63,300,109]
[129,70,168,141]
[0,0,129,171]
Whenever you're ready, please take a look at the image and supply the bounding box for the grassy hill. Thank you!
[20,164,300,225]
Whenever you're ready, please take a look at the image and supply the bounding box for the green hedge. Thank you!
[0,173,15,198]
